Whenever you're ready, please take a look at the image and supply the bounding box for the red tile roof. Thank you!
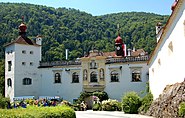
[4,35,39,47]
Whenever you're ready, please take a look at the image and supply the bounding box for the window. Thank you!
[99,68,104,80]
[90,71,97,82]
[22,50,26,54]
[54,73,61,83]
[83,69,88,80]
[8,61,12,71]
[30,51,33,54]
[72,72,79,83]
[132,70,141,82]
[22,62,26,65]
[7,78,12,87]
[30,62,33,66]
[90,60,97,69]
[23,78,32,85]
[111,71,119,82]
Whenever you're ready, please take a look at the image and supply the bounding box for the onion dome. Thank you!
[115,35,123,44]
[19,23,27,32]
[171,0,178,11]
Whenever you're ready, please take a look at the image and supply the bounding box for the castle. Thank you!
[5,20,149,103]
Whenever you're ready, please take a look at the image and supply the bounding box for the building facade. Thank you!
[148,0,185,99]
[5,21,149,103]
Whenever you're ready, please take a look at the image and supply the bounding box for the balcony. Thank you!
[39,61,81,68]
[83,85,105,92]
[106,55,149,64]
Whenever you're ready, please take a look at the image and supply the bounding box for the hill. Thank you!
[0,3,169,61]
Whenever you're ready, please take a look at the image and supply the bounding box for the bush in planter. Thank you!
[122,91,141,114]
[101,99,121,111]
[179,102,185,117]
[138,92,153,114]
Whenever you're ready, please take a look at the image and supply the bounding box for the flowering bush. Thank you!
[101,99,122,111]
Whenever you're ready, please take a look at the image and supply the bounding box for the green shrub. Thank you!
[122,91,141,114]
[179,102,185,117]
[101,99,121,111]
[138,92,153,114]
[93,103,101,111]
[77,91,109,104]
[0,94,10,109]
[0,106,76,118]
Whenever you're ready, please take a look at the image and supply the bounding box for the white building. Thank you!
[5,21,149,103]
[148,0,185,99]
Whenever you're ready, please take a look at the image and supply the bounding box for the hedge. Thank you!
[0,106,76,118]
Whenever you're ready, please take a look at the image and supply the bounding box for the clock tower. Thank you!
[115,34,124,56]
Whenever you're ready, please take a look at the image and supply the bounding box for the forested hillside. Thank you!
[0,3,169,61]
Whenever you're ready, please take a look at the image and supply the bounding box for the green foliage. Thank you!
[122,91,141,114]
[0,94,10,109]
[93,91,109,102]
[77,91,109,103]
[0,60,5,95]
[138,92,153,114]
[93,103,101,111]
[101,99,122,111]
[0,3,168,62]
[0,106,76,118]
[179,102,185,117]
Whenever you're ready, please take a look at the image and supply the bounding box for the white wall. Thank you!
[5,43,41,101]
[40,66,82,103]
[149,1,185,99]
[105,62,149,101]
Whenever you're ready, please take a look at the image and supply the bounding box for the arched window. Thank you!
[111,71,119,82]
[90,71,97,82]
[132,70,141,82]
[72,72,79,83]
[7,78,12,87]
[23,78,32,85]
[99,68,104,80]
[83,69,88,81]
[54,73,61,83]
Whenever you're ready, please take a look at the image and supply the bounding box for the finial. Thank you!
[117,24,120,36]
[22,16,24,23]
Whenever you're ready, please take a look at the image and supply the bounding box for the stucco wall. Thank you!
[149,1,185,99]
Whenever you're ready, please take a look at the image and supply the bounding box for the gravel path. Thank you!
[75,110,155,118]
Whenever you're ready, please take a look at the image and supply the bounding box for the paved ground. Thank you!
[75,110,155,118]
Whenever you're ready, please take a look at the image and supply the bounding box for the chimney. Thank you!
[66,49,69,60]
[127,49,132,56]
[36,35,42,45]
[156,22,163,42]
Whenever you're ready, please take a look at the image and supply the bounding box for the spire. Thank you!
[117,24,120,36]
[19,16,27,36]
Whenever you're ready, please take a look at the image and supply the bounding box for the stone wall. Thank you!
[146,80,185,118]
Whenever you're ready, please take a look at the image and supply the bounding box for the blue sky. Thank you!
[1,0,174,16]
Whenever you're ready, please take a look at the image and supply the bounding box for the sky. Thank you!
[0,0,175,16]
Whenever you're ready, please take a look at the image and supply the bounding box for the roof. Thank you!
[148,0,183,65]
[4,35,39,47]
[131,49,147,57]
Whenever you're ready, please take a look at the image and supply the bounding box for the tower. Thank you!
[115,24,126,57]
[5,19,42,101]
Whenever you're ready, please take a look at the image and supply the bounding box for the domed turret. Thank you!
[19,23,27,33]
[115,35,123,44]
[171,0,178,11]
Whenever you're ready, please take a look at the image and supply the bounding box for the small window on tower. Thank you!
[7,78,12,87]
[8,61,12,71]
[22,50,26,54]
[22,62,26,66]
[30,62,33,66]
[30,51,33,54]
